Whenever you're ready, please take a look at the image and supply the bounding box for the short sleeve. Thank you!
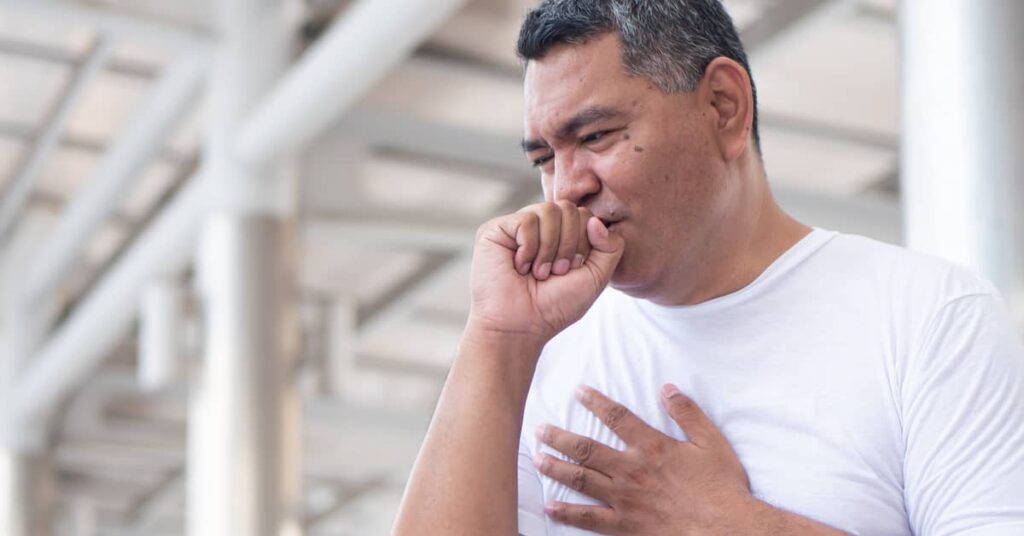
[903,293,1024,536]
[518,436,547,536]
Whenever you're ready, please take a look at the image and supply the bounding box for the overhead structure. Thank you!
[0,36,113,242]
[235,0,469,166]
[22,55,205,307]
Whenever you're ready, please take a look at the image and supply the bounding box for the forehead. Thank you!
[523,33,644,132]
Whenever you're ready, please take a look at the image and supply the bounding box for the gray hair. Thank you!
[517,0,760,150]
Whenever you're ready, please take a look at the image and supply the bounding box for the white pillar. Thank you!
[900,0,1024,323]
[0,449,53,536]
[187,0,301,534]
[138,280,184,391]
[190,217,301,536]
[0,213,56,536]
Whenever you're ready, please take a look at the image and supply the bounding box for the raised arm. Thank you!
[393,202,624,535]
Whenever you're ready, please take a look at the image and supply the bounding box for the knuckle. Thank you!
[475,221,490,241]
[555,199,576,212]
[541,201,561,217]
[673,397,700,418]
[572,438,595,463]
[578,508,596,528]
[604,404,629,430]
[570,467,587,491]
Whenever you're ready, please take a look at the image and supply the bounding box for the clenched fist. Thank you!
[468,201,625,343]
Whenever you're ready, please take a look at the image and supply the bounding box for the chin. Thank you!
[608,254,661,300]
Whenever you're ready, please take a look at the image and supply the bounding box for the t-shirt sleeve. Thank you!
[903,293,1024,536]
[518,435,547,536]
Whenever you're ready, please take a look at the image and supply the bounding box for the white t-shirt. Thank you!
[518,229,1024,536]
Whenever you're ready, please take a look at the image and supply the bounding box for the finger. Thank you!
[552,201,579,276]
[530,203,562,280]
[537,424,620,474]
[576,386,657,446]
[573,207,593,269]
[505,211,541,276]
[534,453,613,501]
[583,217,625,285]
[545,502,617,532]
[661,384,719,447]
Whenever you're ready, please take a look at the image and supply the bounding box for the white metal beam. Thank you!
[23,56,205,305]
[234,0,470,166]
[137,281,184,392]
[0,36,113,242]
[11,176,207,431]
[0,0,212,52]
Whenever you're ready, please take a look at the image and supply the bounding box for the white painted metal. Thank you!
[23,55,205,305]
[187,0,299,534]
[190,216,300,536]
[1,211,58,456]
[304,218,476,253]
[0,449,52,536]
[138,280,184,391]
[326,297,357,396]
[900,0,1024,319]
[11,177,207,431]
[69,496,96,536]
[0,0,212,52]
[0,36,113,241]
[234,0,470,166]
[357,253,470,347]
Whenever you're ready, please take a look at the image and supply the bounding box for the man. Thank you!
[394,1,1024,534]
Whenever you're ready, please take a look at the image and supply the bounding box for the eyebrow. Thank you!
[521,105,626,153]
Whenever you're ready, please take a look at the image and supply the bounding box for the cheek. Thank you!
[540,174,554,202]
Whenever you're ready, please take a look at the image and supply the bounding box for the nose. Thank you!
[550,153,601,205]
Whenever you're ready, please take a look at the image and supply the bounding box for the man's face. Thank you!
[523,33,731,299]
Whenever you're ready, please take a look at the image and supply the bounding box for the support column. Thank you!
[900,0,1024,323]
[1,224,55,536]
[0,449,53,536]
[187,0,301,534]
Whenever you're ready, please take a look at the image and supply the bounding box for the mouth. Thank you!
[599,218,623,232]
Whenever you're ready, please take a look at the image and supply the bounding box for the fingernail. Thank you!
[572,254,585,269]
[544,502,559,515]
[533,452,547,471]
[538,262,552,279]
[661,383,681,399]
[519,262,532,275]
[535,423,548,442]
[553,258,571,275]
[575,385,592,404]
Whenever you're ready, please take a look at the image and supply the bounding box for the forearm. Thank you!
[393,326,544,536]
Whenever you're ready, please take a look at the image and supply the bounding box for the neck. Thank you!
[652,161,811,307]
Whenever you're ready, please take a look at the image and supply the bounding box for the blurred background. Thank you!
[0,0,1020,534]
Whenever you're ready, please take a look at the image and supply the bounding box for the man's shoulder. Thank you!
[820,231,998,301]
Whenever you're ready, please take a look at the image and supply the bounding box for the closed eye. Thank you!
[581,127,626,146]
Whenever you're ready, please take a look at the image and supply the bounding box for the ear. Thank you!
[702,57,754,162]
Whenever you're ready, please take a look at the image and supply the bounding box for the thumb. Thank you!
[584,217,625,284]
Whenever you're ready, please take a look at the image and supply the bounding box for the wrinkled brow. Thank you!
[521,105,626,153]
